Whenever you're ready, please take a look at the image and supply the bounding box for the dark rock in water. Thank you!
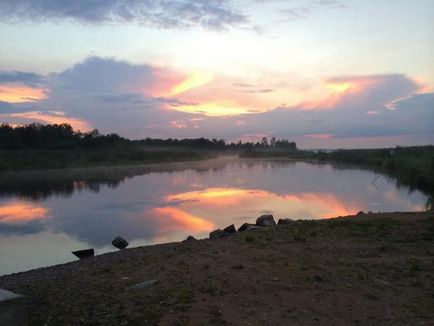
[357,211,365,216]
[185,235,197,241]
[126,280,158,291]
[112,236,129,250]
[209,229,226,239]
[71,248,94,259]
[256,215,276,227]
[223,224,236,234]
[278,218,295,225]
[238,223,261,232]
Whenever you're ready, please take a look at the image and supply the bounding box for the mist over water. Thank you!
[0,158,429,275]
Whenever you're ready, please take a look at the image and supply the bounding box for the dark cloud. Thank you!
[0,0,247,30]
[0,71,45,87]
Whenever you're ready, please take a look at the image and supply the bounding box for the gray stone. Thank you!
[185,235,197,241]
[126,280,158,291]
[256,215,276,227]
[112,236,129,249]
[238,223,261,232]
[223,224,236,235]
[0,289,27,326]
[278,218,295,225]
[209,229,225,239]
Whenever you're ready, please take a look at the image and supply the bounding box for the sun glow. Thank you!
[168,71,214,96]
[0,85,47,103]
[169,101,251,116]
[1,111,92,132]
[325,82,353,93]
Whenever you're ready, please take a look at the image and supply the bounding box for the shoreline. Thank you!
[1,211,433,325]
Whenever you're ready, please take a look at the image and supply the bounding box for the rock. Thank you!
[126,280,158,291]
[112,236,129,250]
[223,224,236,235]
[71,248,94,259]
[278,218,295,225]
[256,214,276,227]
[185,235,197,241]
[238,223,261,232]
[209,229,225,239]
[356,211,365,216]
[0,289,27,326]
[238,223,253,232]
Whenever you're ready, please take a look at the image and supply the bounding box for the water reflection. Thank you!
[0,158,429,275]
[0,202,48,223]
[158,188,359,227]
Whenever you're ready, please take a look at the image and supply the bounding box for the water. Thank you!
[0,158,428,275]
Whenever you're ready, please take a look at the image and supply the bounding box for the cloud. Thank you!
[0,71,48,103]
[0,56,432,148]
[0,71,45,87]
[279,0,348,21]
[0,0,247,30]
[0,111,92,131]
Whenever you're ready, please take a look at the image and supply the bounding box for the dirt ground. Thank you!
[1,211,433,325]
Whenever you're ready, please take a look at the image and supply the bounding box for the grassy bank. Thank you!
[0,211,433,325]
[0,147,216,171]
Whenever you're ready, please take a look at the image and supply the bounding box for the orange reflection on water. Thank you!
[167,188,269,206]
[281,193,357,218]
[153,207,214,232]
[0,202,48,223]
[164,187,359,222]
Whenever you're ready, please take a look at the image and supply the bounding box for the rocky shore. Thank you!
[0,211,433,325]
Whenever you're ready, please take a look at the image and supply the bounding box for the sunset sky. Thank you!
[0,0,433,148]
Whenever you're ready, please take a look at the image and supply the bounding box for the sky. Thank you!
[0,0,433,148]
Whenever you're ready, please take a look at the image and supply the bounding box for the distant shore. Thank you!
[1,211,433,325]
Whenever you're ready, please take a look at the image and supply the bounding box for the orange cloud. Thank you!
[168,71,214,96]
[169,101,251,116]
[0,202,48,223]
[0,84,47,103]
[297,76,382,110]
[1,111,92,131]
[153,207,214,232]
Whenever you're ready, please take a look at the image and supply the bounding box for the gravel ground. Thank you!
[1,211,433,325]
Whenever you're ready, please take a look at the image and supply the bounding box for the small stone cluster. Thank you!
[186,215,295,241]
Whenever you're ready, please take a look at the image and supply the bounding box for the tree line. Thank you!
[0,123,297,151]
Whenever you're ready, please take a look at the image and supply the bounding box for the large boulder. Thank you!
[277,218,295,225]
[112,236,129,250]
[209,229,225,239]
[256,215,276,227]
[238,223,261,232]
[223,224,236,235]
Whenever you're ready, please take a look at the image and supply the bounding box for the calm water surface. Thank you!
[0,158,429,275]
